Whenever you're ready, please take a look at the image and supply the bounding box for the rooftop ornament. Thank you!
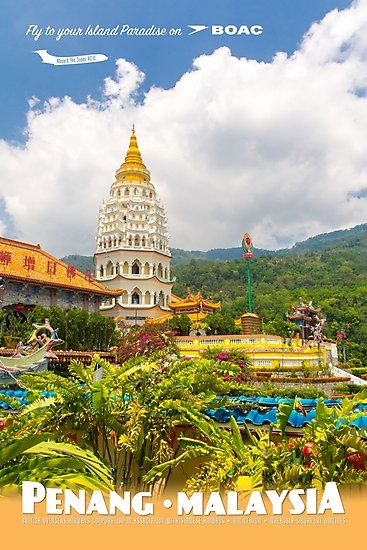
[242,232,254,313]
[240,233,262,335]
[288,298,326,344]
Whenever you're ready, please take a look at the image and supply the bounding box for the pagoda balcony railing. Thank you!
[97,245,170,256]
[99,272,171,282]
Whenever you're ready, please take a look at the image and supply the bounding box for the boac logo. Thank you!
[188,24,263,36]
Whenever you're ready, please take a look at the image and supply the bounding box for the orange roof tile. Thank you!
[0,237,118,296]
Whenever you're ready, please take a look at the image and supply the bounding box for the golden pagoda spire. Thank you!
[116,125,151,183]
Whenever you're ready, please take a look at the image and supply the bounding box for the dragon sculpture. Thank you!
[0,299,63,385]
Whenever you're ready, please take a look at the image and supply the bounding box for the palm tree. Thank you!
[3,354,242,492]
[0,432,113,493]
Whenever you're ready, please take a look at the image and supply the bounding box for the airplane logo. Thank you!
[187,25,209,35]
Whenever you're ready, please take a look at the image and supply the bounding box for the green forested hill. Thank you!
[61,254,94,272]
[172,237,367,347]
[286,223,367,254]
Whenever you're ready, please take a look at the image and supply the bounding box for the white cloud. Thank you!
[1,0,367,255]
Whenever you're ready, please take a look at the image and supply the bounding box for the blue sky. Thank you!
[1,0,366,255]
[1,0,352,141]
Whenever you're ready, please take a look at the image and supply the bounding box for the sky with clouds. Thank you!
[0,0,366,256]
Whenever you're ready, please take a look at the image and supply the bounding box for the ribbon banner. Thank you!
[33,49,108,66]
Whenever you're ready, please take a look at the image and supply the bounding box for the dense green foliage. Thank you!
[167,313,191,336]
[1,323,367,493]
[0,433,113,492]
[0,306,118,351]
[173,238,367,360]
[0,353,242,492]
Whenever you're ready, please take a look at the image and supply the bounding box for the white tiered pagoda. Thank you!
[94,127,172,324]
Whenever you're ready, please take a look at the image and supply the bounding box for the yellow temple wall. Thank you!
[175,334,337,369]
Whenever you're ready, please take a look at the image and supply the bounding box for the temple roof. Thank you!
[149,310,209,325]
[115,126,151,183]
[168,291,221,310]
[0,237,118,295]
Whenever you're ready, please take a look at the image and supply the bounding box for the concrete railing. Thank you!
[331,365,367,386]
[176,334,307,348]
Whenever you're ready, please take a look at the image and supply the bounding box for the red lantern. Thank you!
[15,304,25,311]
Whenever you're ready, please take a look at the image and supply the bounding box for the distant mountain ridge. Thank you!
[61,223,367,271]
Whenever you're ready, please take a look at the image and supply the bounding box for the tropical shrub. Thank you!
[204,314,240,335]
[202,346,251,383]
[0,354,242,492]
[146,390,367,491]
[333,383,364,395]
[116,324,178,363]
[167,314,191,336]
[0,432,113,493]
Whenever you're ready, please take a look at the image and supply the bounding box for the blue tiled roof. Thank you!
[0,389,54,410]
[1,389,366,430]
[205,394,367,428]
[205,406,318,427]
[214,395,342,407]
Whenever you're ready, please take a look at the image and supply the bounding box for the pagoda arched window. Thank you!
[159,291,165,306]
[142,237,146,247]
[124,188,130,196]
[144,291,151,305]
[106,261,114,277]
[100,265,104,277]
[164,267,168,280]
[134,187,138,196]
[157,264,163,278]
[134,235,140,247]
[128,236,132,246]
[123,262,129,275]
[132,261,141,275]
[144,262,150,276]
[131,288,142,305]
